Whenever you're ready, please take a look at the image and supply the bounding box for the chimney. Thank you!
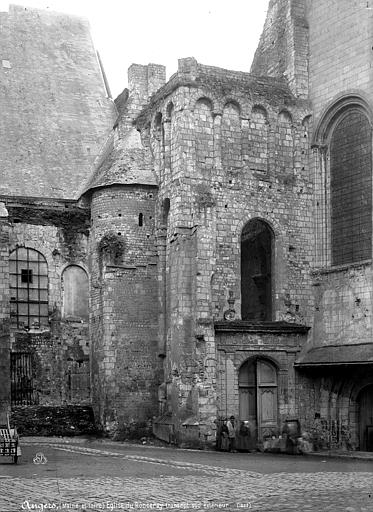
[128,63,166,108]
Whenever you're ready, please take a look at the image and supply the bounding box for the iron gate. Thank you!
[67,361,90,402]
[10,352,35,405]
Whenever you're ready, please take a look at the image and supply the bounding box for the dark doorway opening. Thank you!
[358,384,373,451]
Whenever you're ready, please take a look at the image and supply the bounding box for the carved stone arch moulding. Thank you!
[234,351,284,372]
[350,376,373,403]
[312,93,373,147]
[236,215,279,240]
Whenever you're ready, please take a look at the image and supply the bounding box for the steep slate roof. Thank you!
[80,129,157,197]
[0,4,116,200]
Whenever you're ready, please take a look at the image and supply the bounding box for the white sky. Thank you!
[0,0,268,98]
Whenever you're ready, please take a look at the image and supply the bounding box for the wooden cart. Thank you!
[0,414,20,464]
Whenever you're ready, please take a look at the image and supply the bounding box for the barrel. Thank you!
[282,419,301,438]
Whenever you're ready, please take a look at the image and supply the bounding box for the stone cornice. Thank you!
[214,321,310,335]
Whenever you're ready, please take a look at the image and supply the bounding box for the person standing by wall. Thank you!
[227,415,237,452]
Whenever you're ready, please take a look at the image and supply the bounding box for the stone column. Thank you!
[312,144,328,267]
[0,203,10,414]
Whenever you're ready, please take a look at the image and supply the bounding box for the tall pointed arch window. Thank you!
[330,109,372,265]
[241,219,273,321]
[10,247,48,329]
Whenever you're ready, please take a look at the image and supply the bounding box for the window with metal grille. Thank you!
[10,351,35,405]
[10,247,48,329]
[330,110,372,265]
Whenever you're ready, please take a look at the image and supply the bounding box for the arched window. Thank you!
[194,98,214,175]
[166,102,175,173]
[222,102,241,170]
[161,198,170,228]
[62,265,89,320]
[330,109,372,265]
[248,106,268,171]
[154,112,163,142]
[241,219,273,321]
[10,247,48,329]
[276,110,293,171]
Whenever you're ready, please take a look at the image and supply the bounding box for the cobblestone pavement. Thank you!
[1,441,373,512]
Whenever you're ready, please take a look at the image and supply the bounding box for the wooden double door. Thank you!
[239,358,278,441]
[358,384,373,451]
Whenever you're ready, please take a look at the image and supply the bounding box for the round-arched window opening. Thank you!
[62,265,89,320]
[241,219,273,321]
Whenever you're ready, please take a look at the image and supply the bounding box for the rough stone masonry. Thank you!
[0,0,372,451]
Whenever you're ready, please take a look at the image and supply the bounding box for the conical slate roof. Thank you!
[80,126,157,198]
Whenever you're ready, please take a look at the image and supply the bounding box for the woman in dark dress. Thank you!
[237,420,251,451]
[219,418,230,451]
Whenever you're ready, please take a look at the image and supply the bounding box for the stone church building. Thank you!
[0,0,372,450]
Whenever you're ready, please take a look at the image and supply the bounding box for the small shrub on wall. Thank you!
[98,232,126,265]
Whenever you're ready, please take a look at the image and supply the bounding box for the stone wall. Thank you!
[216,325,309,430]
[85,63,165,434]
[304,0,373,353]
[142,58,313,443]
[11,405,97,436]
[311,263,372,347]
[296,367,373,450]
[151,59,314,322]
[251,0,309,98]
[1,0,371,447]
[5,201,90,409]
[90,186,159,430]
[308,0,373,122]
[295,0,373,450]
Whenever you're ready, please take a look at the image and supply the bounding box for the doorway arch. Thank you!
[358,384,373,451]
[238,358,278,442]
